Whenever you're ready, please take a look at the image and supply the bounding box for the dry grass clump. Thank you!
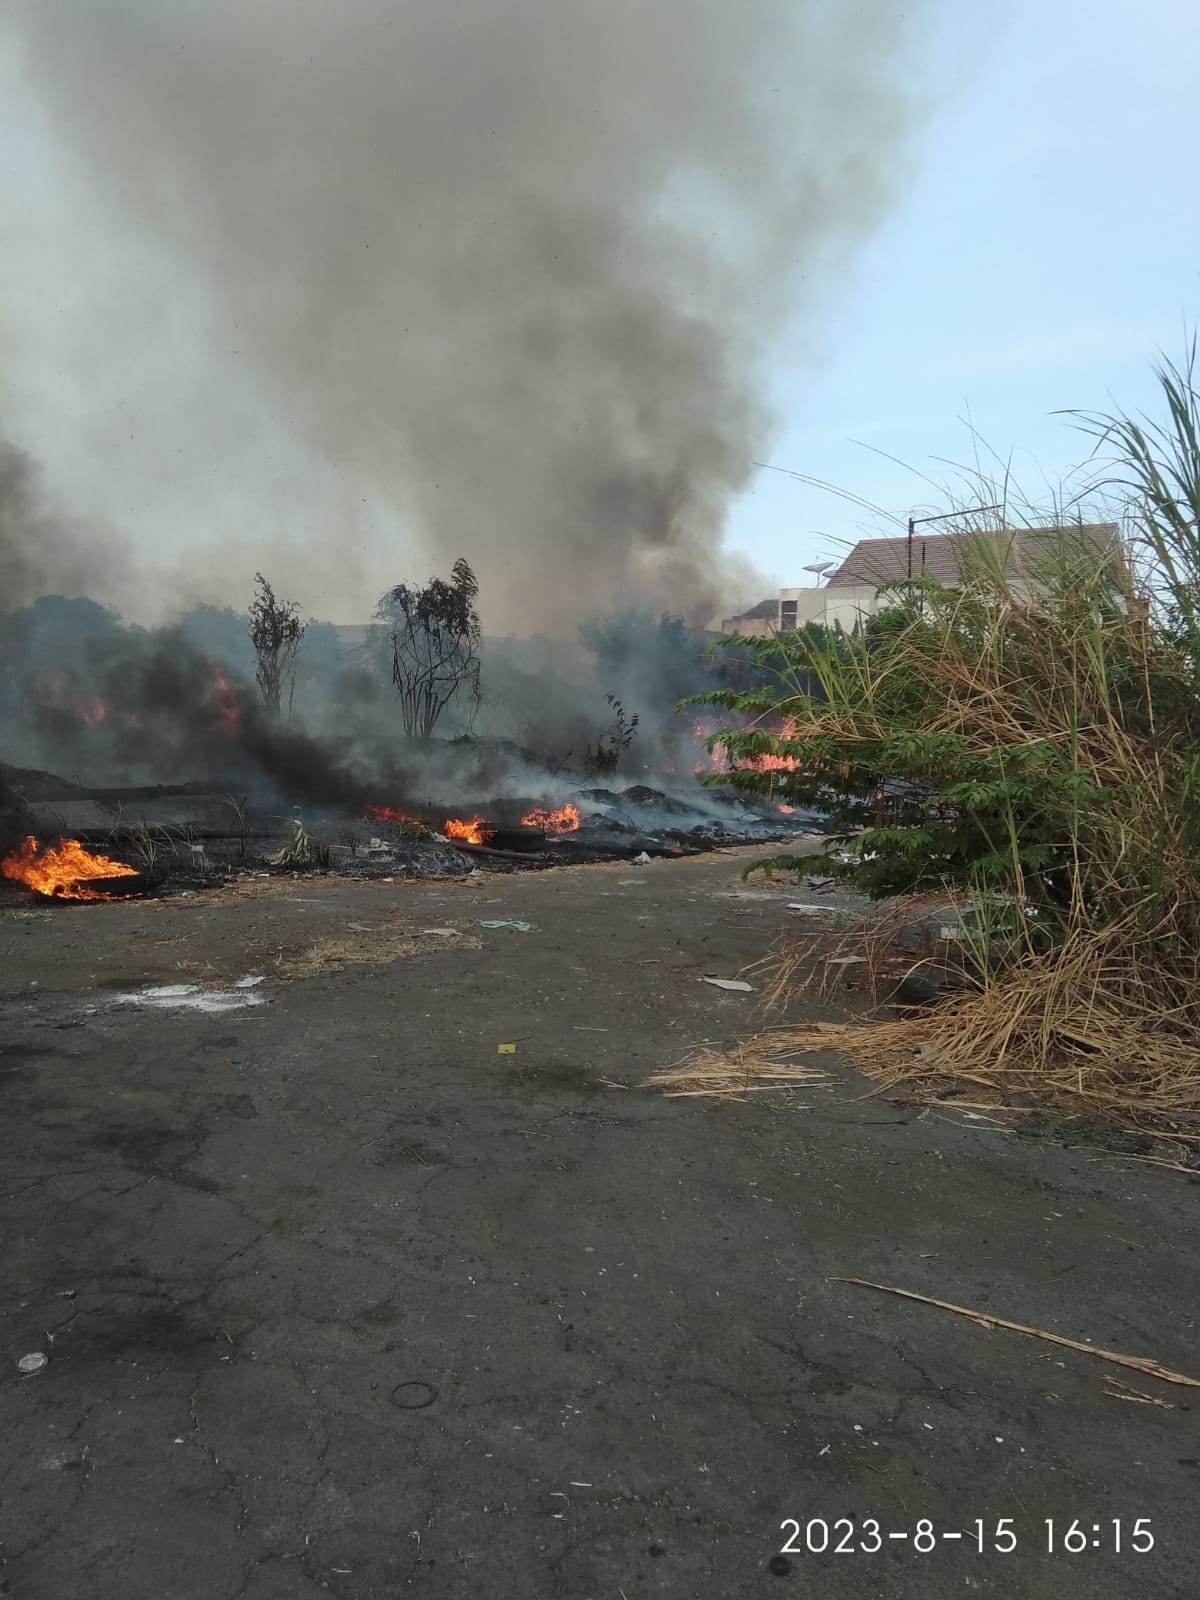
[814,929,1194,1130]
[277,922,479,976]
[652,902,1200,1154]
[645,1039,833,1100]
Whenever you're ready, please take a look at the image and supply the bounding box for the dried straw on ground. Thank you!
[644,1039,832,1100]
[277,922,479,976]
[649,907,1200,1154]
[836,1278,1200,1388]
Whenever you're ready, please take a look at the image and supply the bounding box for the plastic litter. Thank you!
[479,920,531,932]
[632,851,653,864]
[497,1043,517,1054]
[234,975,265,988]
[17,1353,47,1375]
[701,977,753,993]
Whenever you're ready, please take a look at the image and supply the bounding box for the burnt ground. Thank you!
[1,848,1198,1599]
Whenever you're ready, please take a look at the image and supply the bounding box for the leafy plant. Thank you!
[269,820,330,868]
[694,528,1146,933]
[583,693,639,775]
[223,793,250,863]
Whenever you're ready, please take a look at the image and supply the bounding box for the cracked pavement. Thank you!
[1,849,1198,1597]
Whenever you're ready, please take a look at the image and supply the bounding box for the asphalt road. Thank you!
[2,850,1197,1598]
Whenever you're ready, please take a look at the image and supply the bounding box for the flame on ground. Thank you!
[1,835,139,901]
[444,815,488,845]
[520,802,581,834]
[364,803,418,824]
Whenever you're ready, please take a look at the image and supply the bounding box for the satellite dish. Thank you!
[803,561,834,579]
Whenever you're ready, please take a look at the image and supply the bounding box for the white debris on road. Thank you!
[112,981,268,1014]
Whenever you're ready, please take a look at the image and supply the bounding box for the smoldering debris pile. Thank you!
[0,754,825,902]
[0,590,830,905]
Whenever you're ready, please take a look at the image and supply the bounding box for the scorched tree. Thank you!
[377,557,482,737]
[249,572,308,723]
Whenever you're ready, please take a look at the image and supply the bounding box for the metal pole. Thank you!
[907,516,915,580]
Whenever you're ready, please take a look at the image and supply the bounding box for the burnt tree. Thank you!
[378,557,482,738]
[249,572,308,722]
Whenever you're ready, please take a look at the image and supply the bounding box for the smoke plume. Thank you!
[1,1,925,629]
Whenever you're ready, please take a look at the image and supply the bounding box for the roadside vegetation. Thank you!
[692,345,1200,1154]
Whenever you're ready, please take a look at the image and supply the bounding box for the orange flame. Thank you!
[364,803,418,824]
[444,815,488,844]
[206,659,242,731]
[520,802,581,834]
[692,716,802,776]
[1,835,139,901]
[41,674,118,726]
[691,719,730,777]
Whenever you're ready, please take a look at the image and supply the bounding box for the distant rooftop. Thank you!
[331,623,373,654]
[826,523,1121,588]
[731,597,780,620]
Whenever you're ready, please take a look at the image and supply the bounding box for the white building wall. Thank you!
[778,583,888,632]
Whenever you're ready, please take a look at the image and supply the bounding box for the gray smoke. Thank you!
[0,440,106,612]
[1,0,925,630]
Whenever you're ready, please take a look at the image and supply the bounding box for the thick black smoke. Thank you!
[1,0,926,630]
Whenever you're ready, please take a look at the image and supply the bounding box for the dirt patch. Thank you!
[275,920,481,976]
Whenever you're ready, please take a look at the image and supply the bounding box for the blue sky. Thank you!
[723,0,1200,609]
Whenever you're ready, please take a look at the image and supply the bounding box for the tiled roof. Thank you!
[825,524,1120,588]
[735,597,781,620]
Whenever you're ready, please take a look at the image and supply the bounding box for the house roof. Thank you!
[825,524,1120,589]
[733,597,781,620]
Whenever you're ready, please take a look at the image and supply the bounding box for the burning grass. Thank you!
[520,802,581,833]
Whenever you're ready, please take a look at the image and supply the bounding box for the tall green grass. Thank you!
[693,348,1200,1129]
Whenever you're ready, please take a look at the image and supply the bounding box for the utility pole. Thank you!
[907,504,1003,579]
